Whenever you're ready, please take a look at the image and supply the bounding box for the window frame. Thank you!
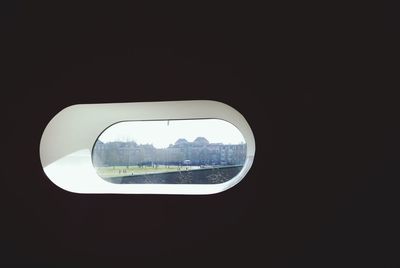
[40,100,255,195]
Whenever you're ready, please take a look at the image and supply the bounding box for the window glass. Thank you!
[92,119,247,184]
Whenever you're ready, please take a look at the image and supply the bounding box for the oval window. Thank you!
[40,100,255,194]
[92,119,247,184]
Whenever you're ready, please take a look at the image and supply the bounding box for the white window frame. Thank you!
[40,100,255,195]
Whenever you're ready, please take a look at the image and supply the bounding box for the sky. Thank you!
[98,119,245,148]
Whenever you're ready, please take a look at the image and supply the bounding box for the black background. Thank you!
[0,2,393,267]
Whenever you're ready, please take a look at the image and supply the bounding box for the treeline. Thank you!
[92,140,246,167]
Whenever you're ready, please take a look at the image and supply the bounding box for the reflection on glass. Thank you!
[92,119,246,184]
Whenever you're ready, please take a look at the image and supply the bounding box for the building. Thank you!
[93,137,246,167]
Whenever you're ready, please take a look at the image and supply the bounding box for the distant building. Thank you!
[93,137,246,167]
[168,137,246,166]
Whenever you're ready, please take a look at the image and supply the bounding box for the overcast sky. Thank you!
[98,119,245,148]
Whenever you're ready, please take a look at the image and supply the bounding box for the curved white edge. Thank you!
[39,100,256,195]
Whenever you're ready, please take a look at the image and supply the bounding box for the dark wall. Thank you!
[0,2,389,267]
